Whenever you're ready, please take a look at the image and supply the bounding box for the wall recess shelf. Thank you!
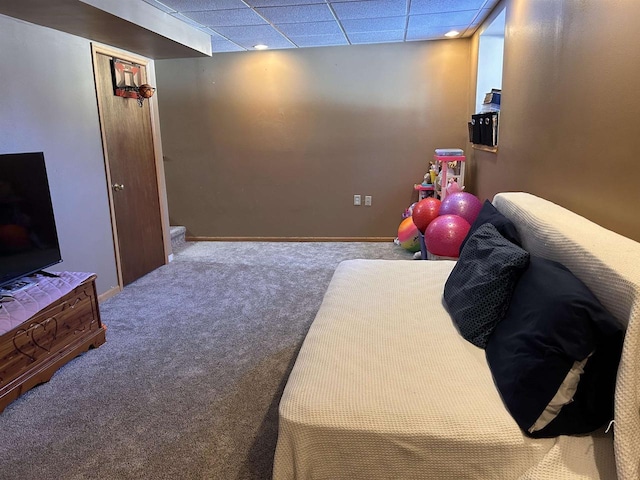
[472,144,498,153]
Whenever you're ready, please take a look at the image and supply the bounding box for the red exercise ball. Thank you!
[412,197,441,233]
[424,214,471,258]
[439,192,482,226]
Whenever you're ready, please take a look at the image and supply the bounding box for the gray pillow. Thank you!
[444,223,529,348]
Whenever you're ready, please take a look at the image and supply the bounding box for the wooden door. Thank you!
[94,52,165,286]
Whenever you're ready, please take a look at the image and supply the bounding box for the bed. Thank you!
[273,192,640,480]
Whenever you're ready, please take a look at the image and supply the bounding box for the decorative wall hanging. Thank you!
[110,58,156,107]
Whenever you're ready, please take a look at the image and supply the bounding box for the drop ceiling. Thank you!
[143,0,501,53]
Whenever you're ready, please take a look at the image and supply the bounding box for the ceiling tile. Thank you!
[246,0,326,6]
[348,30,404,43]
[211,23,282,39]
[331,0,407,20]
[288,33,349,47]
[212,44,247,52]
[159,0,246,10]
[256,4,335,24]
[140,0,497,51]
[341,16,406,33]
[408,10,477,29]
[212,24,296,49]
[173,0,250,10]
[406,24,468,41]
[170,12,208,29]
[276,21,343,36]
[211,38,247,52]
[182,8,267,27]
[409,0,485,15]
[200,26,221,35]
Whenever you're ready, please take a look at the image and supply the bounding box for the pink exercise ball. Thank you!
[424,214,471,258]
[439,192,482,225]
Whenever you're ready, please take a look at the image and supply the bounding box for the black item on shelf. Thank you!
[470,112,499,147]
[481,113,493,146]
[471,114,483,144]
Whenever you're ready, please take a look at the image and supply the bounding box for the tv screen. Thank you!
[0,152,62,288]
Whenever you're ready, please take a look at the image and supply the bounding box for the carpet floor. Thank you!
[0,241,412,480]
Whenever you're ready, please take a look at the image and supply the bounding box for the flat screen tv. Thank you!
[0,152,62,289]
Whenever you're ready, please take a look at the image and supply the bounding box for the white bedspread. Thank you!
[273,259,617,479]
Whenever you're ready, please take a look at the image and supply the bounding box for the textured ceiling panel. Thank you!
[341,16,406,33]
[256,4,335,24]
[349,30,404,44]
[158,0,248,10]
[210,35,246,52]
[140,0,502,52]
[409,0,487,15]
[408,10,479,30]
[213,24,295,49]
[406,25,470,41]
[276,21,343,36]
[289,33,349,47]
[246,0,326,6]
[331,0,408,20]
[182,8,267,27]
[170,12,207,28]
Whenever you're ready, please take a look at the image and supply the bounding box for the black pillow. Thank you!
[444,223,530,349]
[459,200,522,255]
[486,256,624,438]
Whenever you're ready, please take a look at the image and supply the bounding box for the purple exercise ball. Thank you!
[424,214,471,258]
[439,192,482,225]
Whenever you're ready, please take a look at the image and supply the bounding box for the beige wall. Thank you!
[472,0,640,242]
[156,40,471,239]
[0,14,119,295]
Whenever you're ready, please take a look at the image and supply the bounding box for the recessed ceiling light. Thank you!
[444,30,460,38]
[254,44,269,50]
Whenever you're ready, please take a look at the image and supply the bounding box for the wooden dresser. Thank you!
[0,274,106,413]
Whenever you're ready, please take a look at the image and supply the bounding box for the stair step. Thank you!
[170,226,186,250]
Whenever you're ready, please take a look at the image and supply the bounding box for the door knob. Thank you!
[112,183,125,191]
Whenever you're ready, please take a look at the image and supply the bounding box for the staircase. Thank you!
[170,226,186,251]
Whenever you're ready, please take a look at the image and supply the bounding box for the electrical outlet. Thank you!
[365,195,372,206]
[354,194,361,206]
